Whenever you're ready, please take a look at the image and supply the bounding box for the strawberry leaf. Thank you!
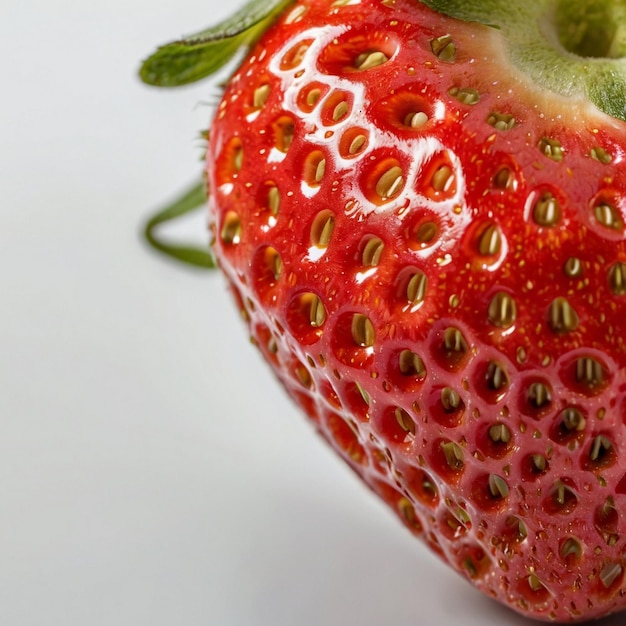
[140,0,293,86]
[143,180,215,269]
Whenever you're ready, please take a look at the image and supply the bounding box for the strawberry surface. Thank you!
[145,0,626,621]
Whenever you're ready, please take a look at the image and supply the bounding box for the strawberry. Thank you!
[142,0,626,621]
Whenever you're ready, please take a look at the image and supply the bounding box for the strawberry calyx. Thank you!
[143,181,215,268]
[421,0,626,121]
[140,0,293,87]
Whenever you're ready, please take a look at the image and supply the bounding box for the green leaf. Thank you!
[143,180,216,269]
[140,0,294,86]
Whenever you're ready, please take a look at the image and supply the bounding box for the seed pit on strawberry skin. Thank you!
[287,292,327,345]
[379,406,415,443]
[324,412,367,465]
[430,34,456,61]
[488,291,517,329]
[430,439,465,479]
[317,33,398,75]
[351,313,375,347]
[548,297,579,333]
[321,90,353,125]
[551,407,586,448]
[449,86,480,105]
[545,479,579,515]
[405,467,439,507]
[280,39,313,70]
[355,49,390,70]
[304,150,327,186]
[564,256,584,278]
[252,246,282,296]
[397,498,424,535]
[297,81,329,113]
[609,261,626,295]
[220,210,242,245]
[294,360,313,389]
[339,127,369,158]
[482,360,510,402]
[373,90,433,132]
[520,378,553,419]
[260,182,281,216]
[532,192,561,226]
[560,354,610,396]
[459,545,491,581]
[432,326,470,371]
[594,499,619,545]
[272,115,296,153]
[216,137,244,184]
[331,313,376,368]
[310,209,335,247]
[594,201,624,230]
[252,83,271,109]
[538,137,564,161]
[428,386,465,428]
[395,267,428,309]
[521,453,549,481]
[375,163,404,200]
[487,112,516,130]
[478,421,514,459]
[584,434,616,471]
[559,537,583,567]
[492,166,517,191]
[387,348,427,393]
[471,473,509,511]
[341,381,370,421]
[472,221,503,260]
[358,235,384,267]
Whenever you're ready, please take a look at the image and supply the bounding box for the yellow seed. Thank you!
[311,211,335,247]
[441,387,461,412]
[431,165,454,192]
[348,134,367,155]
[253,84,271,108]
[404,111,429,128]
[314,158,326,183]
[398,350,426,377]
[609,262,626,294]
[267,185,280,214]
[533,193,560,226]
[375,166,404,199]
[548,297,579,333]
[430,34,456,61]
[220,211,242,244]
[406,271,427,304]
[333,100,349,122]
[489,474,509,498]
[478,224,502,256]
[355,50,389,70]
[351,314,375,347]
[488,292,516,328]
[594,203,623,230]
[306,88,321,108]
[395,407,415,435]
[538,137,564,161]
[361,236,384,266]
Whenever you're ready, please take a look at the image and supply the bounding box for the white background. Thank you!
[1,2,624,625]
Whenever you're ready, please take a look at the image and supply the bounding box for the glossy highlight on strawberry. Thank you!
[142,0,626,621]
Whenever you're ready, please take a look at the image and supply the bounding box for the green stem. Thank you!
[143,180,216,269]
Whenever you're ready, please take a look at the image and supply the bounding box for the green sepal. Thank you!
[143,180,216,269]
[420,0,626,122]
[140,0,294,86]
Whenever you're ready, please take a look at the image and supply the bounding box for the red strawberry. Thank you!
[142,0,626,621]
